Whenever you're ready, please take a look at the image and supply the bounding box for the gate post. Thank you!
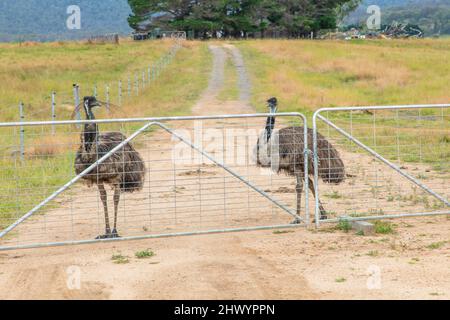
[73,84,80,126]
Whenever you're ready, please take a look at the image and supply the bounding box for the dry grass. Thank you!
[0,40,211,230]
[238,39,450,113]
[236,38,449,171]
[0,39,175,121]
[27,135,78,159]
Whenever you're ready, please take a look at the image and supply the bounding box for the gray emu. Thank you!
[255,97,345,223]
[75,96,145,239]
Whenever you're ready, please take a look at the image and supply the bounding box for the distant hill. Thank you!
[344,0,450,35]
[0,0,132,42]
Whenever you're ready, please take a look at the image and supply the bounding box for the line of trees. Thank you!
[127,0,361,38]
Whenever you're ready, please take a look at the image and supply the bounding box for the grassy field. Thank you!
[238,39,450,115]
[0,39,211,229]
[0,39,211,121]
[238,39,449,171]
[1,38,449,230]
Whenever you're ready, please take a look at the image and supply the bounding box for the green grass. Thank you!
[374,221,395,234]
[135,249,155,259]
[336,219,352,233]
[0,40,211,231]
[325,191,343,199]
[0,39,175,121]
[111,253,130,264]
[238,39,450,114]
[335,277,346,283]
[273,230,295,234]
[237,39,450,172]
[426,241,447,250]
[366,250,379,257]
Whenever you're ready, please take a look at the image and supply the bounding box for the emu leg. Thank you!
[96,183,112,239]
[291,174,303,225]
[307,177,327,220]
[111,186,121,238]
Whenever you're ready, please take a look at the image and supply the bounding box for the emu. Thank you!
[255,97,345,223]
[75,96,145,239]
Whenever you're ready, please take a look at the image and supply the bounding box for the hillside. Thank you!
[0,0,132,42]
[344,0,450,35]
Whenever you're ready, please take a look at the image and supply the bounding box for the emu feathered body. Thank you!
[74,96,145,239]
[255,97,345,222]
[256,126,345,184]
[75,125,145,193]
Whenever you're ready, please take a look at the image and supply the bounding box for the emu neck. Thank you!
[265,115,276,141]
[85,107,95,121]
[83,109,98,152]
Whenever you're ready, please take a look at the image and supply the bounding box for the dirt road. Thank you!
[0,44,448,300]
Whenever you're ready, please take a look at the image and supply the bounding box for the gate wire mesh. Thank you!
[0,113,307,250]
[313,105,450,225]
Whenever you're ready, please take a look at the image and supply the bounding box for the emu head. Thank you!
[267,97,278,114]
[83,96,101,119]
[81,96,101,152]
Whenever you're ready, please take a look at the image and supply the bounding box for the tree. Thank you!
[127,0,360,37]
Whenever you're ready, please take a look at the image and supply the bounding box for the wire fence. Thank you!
[6,34,185,122]
[3,34,185,159]
[0,105,448,250]
[88,33,120,44]
[0,113,307,250]
[313,104,450,226]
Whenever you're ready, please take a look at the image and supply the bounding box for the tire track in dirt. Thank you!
[135,44,316,299]
[192,44,254,115]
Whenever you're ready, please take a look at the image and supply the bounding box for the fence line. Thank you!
[6,35,184,157]
[88,33,120,44]
[312,104,450,227]
[0,105,448,250]
[0,112,307,250]
[9,35,184,124]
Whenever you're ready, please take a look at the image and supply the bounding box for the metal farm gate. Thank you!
[312,104,450,226]
[0,105,449,250]
[0,113,308,250]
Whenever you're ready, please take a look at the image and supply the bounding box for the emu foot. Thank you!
[95,234,112,240]
[290,218,302,225]
[110,229,120,238]
[95,229,120,240]
[312,213,328,223]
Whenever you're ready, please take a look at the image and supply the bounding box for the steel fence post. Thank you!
[106,84,110,113]
[118,80,122,106]
[135,73,139,96]
[19,102,25,162]
[73,84,80,126]
[51,91,56,135]
[128,75,131,97]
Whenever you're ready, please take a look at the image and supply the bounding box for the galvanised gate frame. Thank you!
[0,104,448,250]
[0,113,308,250]
[313,104,450,227]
